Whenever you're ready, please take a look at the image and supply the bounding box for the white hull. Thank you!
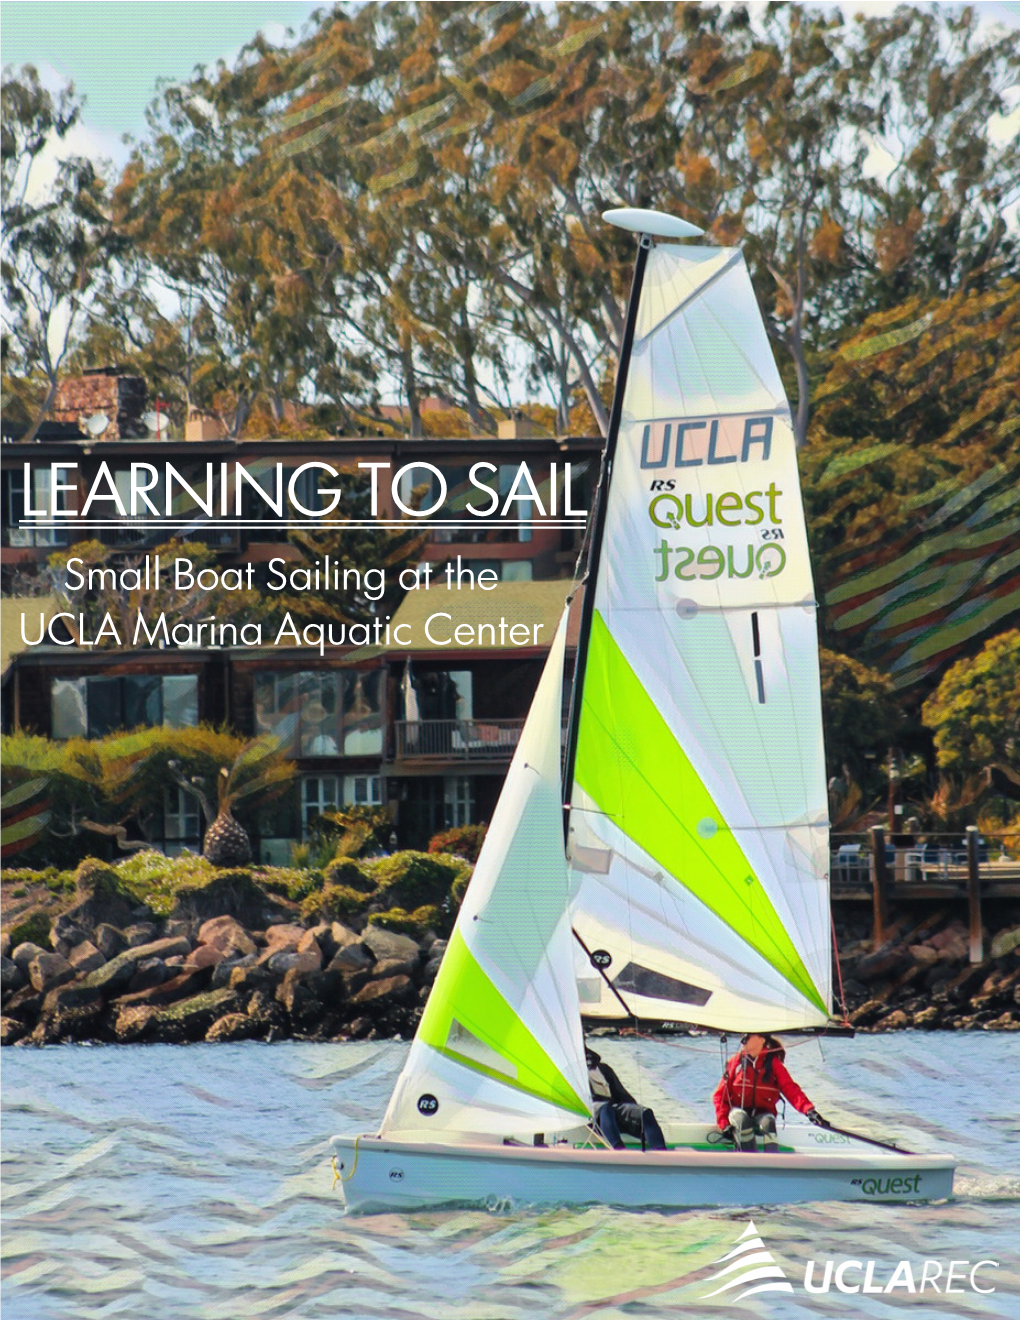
[332,1126,955,1213]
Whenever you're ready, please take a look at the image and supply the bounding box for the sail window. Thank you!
[751,611,766,704]
[446,1019,518,1080]
[613,962,712,1006]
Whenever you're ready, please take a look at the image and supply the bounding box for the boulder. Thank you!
[350,974,414,1011]
[1,930,10,958]
[264,923,305,951]
[1,954,25,995]
[362,927,420,966]
[849,998,886,1027]
[41,982,103,1017]
[169,872,285,928]
[912,1005,942,1028]
[126,958,172,993]
[229,963,277,995]
[246,988,287,1035]
[277,968,328,1028]
[907,944,940,966]
[212,954,257,989]
[11,941,46,972]
[123,922,160,948]
[115,967,210,1008]
[28,951,75,994]
[990,926,1020,960]
[330,922,360,951]
[64,860,141,933]
[51,914,89,957]
[94,924,126,959]
[163,919,198,942]
[2,986,42,1024]
[854,947,912,984]
[80,936,192,994]
[186,943,226,971]
[206,1012,257,1043]
[371,955,418,981]
[874,1009,909,1030]
[196,916,256,959]
[265,948,321,977]
[298,926,330,956]
[151,988,238,1043]
[327,942,374,976]
[1,1016,26,1046]
[68,941,105,975]
[985,1011,1019,1030]
[113,1005,158,1043]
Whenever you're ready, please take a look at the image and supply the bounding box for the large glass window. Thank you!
[343,773,382,807]
[254,669,381,757]
[50,674,199,739]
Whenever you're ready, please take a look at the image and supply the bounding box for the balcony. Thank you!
[394,718,524,761]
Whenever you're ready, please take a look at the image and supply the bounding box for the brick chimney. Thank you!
[497,408,540,440]
[51,367,147,439]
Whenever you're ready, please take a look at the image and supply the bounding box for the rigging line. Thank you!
[830,910,850,1026]
[572,926,637,1023]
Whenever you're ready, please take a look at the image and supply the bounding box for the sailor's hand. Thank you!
[807,1108,827,1127]
[720,1124,736,1143]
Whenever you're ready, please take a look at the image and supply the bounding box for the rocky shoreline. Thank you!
[2,866,1019,1046]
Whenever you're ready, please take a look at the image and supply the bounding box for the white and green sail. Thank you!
[568,241,831,1032]
[380,613,591,1141]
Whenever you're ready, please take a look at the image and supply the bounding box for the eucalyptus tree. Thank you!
[1,66,117,440]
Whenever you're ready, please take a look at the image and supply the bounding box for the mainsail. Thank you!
[380,613,590,1140]
[567,241,832,1032]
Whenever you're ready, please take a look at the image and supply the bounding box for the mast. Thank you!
[563,208,704,836]
[562,236,651,832]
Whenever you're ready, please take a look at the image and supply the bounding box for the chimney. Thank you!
[497,408,540,440]
[51,367,147,439]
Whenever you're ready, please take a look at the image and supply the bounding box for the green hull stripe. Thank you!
[575,612,827,1016]
[418,928,589,1117]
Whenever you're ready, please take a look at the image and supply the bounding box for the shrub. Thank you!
[323,857,375,891]
[427,823,487,862]
[10,908,52,949]
[369,850,460,908]
[301,884,372,924]
[368,905,442,940]
[312,805,392,859]
[256,866,323,902]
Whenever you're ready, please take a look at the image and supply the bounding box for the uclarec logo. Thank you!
[700,1221,794,1303]
[699,1220,999,1303]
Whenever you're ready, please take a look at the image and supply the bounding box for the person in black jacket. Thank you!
[586,1047,667,1151]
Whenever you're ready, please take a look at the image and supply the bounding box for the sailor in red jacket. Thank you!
[713,1034,826,1152]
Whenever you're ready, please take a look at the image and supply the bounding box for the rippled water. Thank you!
[2,1033,1018,1319]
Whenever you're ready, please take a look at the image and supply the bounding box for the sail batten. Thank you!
[567,241,831,1032]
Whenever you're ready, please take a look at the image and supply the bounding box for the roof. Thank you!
[1,596,59,676]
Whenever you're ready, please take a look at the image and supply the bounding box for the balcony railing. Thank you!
[394,718,524,761]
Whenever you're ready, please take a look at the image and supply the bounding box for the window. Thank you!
[444,775,475,828]
[254,669,381,757]
[50,674,199,739]
[343,774,382,807]
[501,560,533,582]
[163,787,201,855]
[5,467,70,546]
[302,775,339,833]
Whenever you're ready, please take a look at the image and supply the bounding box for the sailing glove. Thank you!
[807,1109,826,1127]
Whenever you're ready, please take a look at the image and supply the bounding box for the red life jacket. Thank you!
[713,1047,813,1127]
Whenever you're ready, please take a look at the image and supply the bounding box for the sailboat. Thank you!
[333,208,955,1212]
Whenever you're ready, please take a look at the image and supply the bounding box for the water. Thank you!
[2,1033,1017,1319]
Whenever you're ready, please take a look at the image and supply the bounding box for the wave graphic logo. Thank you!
[700,1220,794,1303]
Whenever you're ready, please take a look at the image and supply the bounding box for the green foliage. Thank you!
[313,805,393,860]
[369,850,461,909]
[427,823,487,862]
[302,884,372,924]
[922,631,1020,775]
[323,857,375,892]
[0,866,73,894]
[9,908,52,949]
[0,730,106,867]
[367,905,443,940]
[819,648,902,786]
